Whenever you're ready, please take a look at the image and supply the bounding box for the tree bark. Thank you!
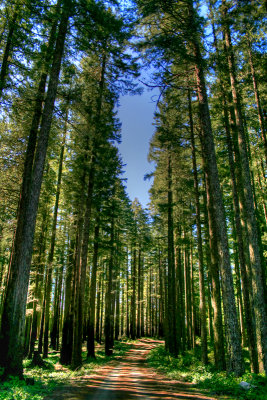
[202,149,226,371]
[175,228,184,352]
[50,245,64,351]
[0,7,19,97]
[104,214,115,355]
[188,0,243,375]
[188,90,208,363]
[130,247,137,340]
[120,272,125,337]
[115,271,120,341]
[166,153,177,356]
[208,6,259,371]
[158,246,164,338]
[28,205,48,358]
[224,95,259,373]
[95,270,102,343]
[184,244,191,349]
[72,163,95,368]
[126,252,130,338]
[0,0,70,377]
[60,234,75,365]
[43,126,67,358]
[137,248,141,338]
[87,220,100,358]
[247,37,267,163]
[222,1,267,372]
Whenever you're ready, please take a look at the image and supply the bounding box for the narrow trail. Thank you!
[45,339,215,400]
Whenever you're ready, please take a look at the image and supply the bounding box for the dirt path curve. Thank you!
[45,339,215,400]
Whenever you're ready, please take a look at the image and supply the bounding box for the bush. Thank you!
[0,377,43,400]
[147,345,267,400]
[0,340,131,400]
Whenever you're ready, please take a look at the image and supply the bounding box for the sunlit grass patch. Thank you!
[0,340,131,400]
[147,344,267,400]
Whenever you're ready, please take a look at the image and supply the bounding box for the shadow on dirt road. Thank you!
[45,339,215,400]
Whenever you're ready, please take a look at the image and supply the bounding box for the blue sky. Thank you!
[117,88,158,208]
[116,1,210,208]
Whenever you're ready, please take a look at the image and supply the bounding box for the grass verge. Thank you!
[0,340,131,400]
[147,344,267,400]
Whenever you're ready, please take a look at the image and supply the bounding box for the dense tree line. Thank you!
[0,0,266,381]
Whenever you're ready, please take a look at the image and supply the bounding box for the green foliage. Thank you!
[0,341,131,400]
[0,376,43,400]
[147,345,267,400]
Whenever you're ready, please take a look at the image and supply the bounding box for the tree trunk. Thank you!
[141,255,145,337]
[120,273,125,338]
[72,163,95,368]
[50,248,64,350]
[115,272,120,341]
[72,49,106,367]
[189,0,243,375]
[247,37,267,163]
[60,237,75,365]
[0,8,18,97]
[190,244,196,349]
[28,206,48,358]
[189,94,208,362]
[87,220,100,358]
[95,270,102,343]
[166,153,177,356]
[149,267,152,336]
[99,270,104,344]
[0,0,70,377]
[158,247,164,338]
[23,314,32,358]
[104,214,115,355]
[224,94,259,373]
[222,2,267,372]
[137,248,141,338]
[126,253,130,338]
[175,228,184,352]
[43,126,66,358]
[232,232,246,347]
[130,247,137,340]
[202,160,226,371]
[209,7,259,371]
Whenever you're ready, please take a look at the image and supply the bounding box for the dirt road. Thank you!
[45,339,215,400]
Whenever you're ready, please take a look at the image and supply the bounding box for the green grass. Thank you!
[147,344,267,400]
[0,340,131,400]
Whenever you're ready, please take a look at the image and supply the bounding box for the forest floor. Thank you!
[44,339,216,400]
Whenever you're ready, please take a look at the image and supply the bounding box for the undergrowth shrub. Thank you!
[147,345,267,400]
[0,340,131,400]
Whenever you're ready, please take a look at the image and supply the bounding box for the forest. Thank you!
[0,0,266,399]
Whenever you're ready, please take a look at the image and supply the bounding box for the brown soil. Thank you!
[44,339,215,400]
